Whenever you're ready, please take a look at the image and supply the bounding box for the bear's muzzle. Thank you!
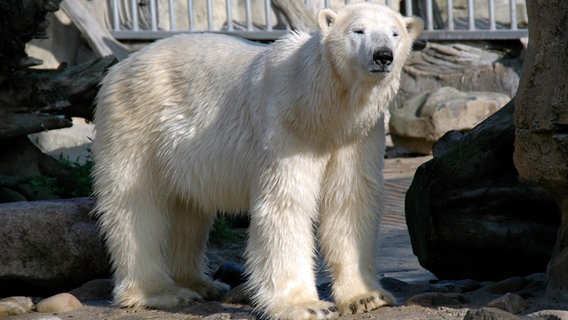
[371,47,393,72]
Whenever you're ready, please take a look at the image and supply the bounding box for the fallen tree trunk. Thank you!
[0,113,71,140]
[0,0,117,202]
[0,56,116,119]
[0,0,62,84]
[60,0,130,61]
[271,0,318,31]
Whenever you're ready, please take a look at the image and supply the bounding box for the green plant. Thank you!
[210,216,242,244]
[57,153,95,198]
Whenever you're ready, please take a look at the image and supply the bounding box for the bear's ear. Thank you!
[317,8,338,31]
[404,16,424,41]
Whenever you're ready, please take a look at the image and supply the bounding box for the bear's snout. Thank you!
[372,47,393,69]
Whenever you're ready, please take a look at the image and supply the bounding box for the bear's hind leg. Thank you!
[168,199,230,300]
[101,196,203,308]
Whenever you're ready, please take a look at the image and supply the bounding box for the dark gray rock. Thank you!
[68,278,113,301]
[463,307,520,320]
[0,197,109,296]
[212,262,247,289]
[486,277,530,294]
[428,279,482,293]
[405,292,470,307]
[405,101,560,281]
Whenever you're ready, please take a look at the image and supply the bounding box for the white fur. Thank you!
[92,3,422,319]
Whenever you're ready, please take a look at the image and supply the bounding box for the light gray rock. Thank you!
[0,296,33,316]
[389,87,509,154]
[0,197,109,296]
[36,293,83,313]
[528,310,568,320]
[486,293,528,314]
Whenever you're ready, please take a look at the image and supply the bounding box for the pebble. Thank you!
[486,292,528,314]
[36,293,83,313]
[463,307,520,320]
[0,296,34,316]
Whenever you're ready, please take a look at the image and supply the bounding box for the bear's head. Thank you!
[318,3,423,82]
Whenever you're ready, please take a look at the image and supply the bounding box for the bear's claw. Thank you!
[120,286,203,308]
[339,290,395,315]
[274,300,339,320]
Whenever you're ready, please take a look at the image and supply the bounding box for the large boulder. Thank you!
[405,101,560,281]
[0,198,109,296]
[513,0,568,302]
[398,42,522,110]
[389,87,509,154]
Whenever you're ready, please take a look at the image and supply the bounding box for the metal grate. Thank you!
[109,0,528,41]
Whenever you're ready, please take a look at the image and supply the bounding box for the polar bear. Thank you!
[92,3,422,319]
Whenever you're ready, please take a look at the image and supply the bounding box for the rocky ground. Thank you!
[1,156,567,320]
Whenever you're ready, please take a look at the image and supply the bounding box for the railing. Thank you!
[108,0,528,41]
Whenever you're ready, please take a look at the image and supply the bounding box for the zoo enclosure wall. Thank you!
[107,0,528,41]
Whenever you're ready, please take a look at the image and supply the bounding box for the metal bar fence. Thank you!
[110,0,528,41]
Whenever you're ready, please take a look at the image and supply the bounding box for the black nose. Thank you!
[373,48,393,66]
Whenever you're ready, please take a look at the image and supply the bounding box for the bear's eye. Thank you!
[352,27,365,35]
[393,30,400,37]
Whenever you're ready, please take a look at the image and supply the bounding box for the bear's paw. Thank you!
[274,300,339,320]
[338,290,396,315]
[191,279,231,301]
[136,286,203,308]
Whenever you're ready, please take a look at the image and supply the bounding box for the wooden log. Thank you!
[60,0,130,61]
[0,56,116,118]
[405,100,561,281]
[0,0,62,84]
[0,113,71,141]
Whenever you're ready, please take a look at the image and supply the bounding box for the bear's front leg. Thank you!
[245,155,337,320]
[319,124,396,315]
